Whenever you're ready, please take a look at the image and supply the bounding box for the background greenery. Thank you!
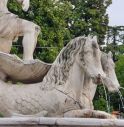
[7,0,124,114]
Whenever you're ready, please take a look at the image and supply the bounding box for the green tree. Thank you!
[65,0,112,44]
[106,26,124,61]
[116,55,124,88]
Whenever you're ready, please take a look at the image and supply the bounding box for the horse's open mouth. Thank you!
[91,77,100,84]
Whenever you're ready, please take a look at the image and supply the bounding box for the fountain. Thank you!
[0,0,124,127]
[118,91,124,110]
[102,84,110,113]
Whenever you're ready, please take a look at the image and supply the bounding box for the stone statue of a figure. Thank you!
[0,0,44,81]
[0,0,40,61]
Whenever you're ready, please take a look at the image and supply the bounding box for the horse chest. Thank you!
[54,90,82,114]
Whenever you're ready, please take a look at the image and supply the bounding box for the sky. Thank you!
[107,0,124,26]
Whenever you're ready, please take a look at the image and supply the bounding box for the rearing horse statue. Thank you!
[0,0,40,61]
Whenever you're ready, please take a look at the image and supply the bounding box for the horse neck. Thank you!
[41,48,68,90]
[82,74,97,101]
[41,37,84,90]
[41,48,81,91]
[82,52,106,101]
[0,0,8,13]
[64,60,85,100]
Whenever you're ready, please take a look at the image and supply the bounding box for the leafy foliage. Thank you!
[116,55,124,87]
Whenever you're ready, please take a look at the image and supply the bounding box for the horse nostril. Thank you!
[96,74,101,84]
[98,74,101,78]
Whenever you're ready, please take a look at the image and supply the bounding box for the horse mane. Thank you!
[41,36,86,90]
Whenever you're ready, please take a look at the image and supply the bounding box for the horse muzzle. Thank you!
[91,73,106,84]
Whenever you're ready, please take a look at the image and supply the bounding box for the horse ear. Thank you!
[92,36,97,42]
[92,36,98,49]
[22,0,30,12]
[87,35,92,39]
[108,51,113,58]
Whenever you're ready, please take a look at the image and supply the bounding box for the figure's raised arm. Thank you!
[16,0,30,12]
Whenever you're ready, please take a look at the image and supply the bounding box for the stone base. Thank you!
[0,117,123,127]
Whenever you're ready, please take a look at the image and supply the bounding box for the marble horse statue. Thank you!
[0,0,40,61]
[0,36,115,118]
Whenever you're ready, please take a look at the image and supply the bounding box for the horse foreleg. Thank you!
[64,109,115,119]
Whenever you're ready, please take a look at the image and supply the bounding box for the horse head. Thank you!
[16,0,30,12]
[101,51,120,92]
[76,36,106,84]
